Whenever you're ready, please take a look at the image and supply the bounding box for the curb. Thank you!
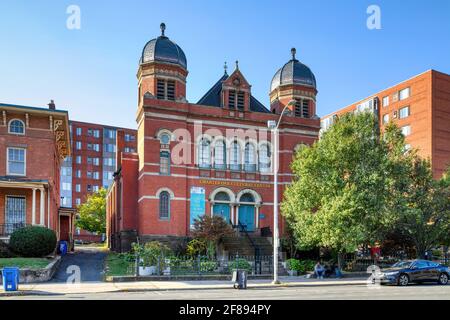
[0,279,367,297]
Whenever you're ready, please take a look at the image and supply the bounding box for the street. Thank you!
[4,283,449,300]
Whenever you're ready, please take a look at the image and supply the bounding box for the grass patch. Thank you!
[0,258,50,269]
[105,253,134,276]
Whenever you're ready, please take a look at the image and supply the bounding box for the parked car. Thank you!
[376,260,449,286]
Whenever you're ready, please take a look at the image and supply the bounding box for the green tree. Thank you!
[397,160,450,258]
[76,188,107,234]
[191,215,234,259]
[282,112,407,265]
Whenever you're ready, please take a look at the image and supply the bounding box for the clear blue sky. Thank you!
[1,0,449,129]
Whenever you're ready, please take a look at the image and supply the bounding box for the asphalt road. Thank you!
[51,246,107,283]
[6,283,450,300]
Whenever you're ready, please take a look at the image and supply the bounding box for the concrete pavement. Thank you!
[0,277,368,297]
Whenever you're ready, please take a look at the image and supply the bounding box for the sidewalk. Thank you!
[0,277,367,297]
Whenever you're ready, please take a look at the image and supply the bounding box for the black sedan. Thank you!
[376,260,450,286]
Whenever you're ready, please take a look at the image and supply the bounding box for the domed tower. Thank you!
[137,23,188,107]
[270,48,318,118]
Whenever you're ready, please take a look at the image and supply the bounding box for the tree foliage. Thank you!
[76,188,107,234]
[191,215,234,258]
[282,112,408,254]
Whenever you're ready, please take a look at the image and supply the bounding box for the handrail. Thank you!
[237,220,261,274]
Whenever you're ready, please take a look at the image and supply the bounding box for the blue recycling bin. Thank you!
[2,267,20,291]
[59,240,68,256]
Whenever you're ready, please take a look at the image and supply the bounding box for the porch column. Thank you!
[32,188,37,225]
[229,204,234,225]
[40,188,45,226]
[47,190,50,228]
[210,201,214,217]
[255,204,261,229]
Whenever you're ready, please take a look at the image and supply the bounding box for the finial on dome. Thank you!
[224,62,228,75]
[235,60,239,70]
[160,23,166,37]
[291,48,297,60]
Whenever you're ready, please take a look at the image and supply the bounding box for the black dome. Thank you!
[271,48,316,92]
[140,23,187,69]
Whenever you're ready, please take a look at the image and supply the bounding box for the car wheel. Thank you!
[438,273,449,285]
[398,274,409,286]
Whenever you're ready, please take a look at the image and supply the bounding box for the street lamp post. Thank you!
[268,100,296,285]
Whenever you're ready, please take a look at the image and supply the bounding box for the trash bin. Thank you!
[59,241,68,256]
[2,267,20,292]
[232,269,247,289]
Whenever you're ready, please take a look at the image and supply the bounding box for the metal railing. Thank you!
[0,223,27,237]
[236,220,262,275]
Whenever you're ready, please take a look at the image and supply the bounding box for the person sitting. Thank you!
[314,261,325,279]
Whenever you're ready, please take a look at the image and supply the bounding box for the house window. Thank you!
[62,183,72,191]
[214,140,226,170]
[382,114,389,125]
[104,158,115,167]
[160,151,170,175]
[75,184,81,192]
[259,144,271,173]
[228,90,236,109]
[399,88,410,101]
[399,106,410,119]
[75,198,81,206]
[93,144,100,152]
[87,171,92,178]
[7,147,26,176]
[159,191,170,219]
[401,125,411,136]
[76,141,82,150]
[8,119,25,135]
[230,141,241,171]
[160,133,171,145]
[382,96,389,107]
[93,172,100,180]
[93,130,100,138]
[5,196,26,234]
[237,92,245,111]
[87,185,92,192]
[93,185,99,193]
[244,143,256,172]
[87,143,93,150]
[76,156,82,164]
[294,100,309,118]
[198,138,211,168]
[93,158,100,166]
[75,170,81,178]
[156,79,176,101]
[76,128,82,136]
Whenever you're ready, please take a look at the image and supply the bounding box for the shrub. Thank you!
[9,226,57,257]
[132,241,173,267]
[0,241,15,258]
[186,239,208,257]
[228,258,252,273]
[286,259,315,274]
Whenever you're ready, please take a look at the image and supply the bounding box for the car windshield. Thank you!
[392,261,412,268]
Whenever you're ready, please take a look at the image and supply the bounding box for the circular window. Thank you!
[160,133,171,145]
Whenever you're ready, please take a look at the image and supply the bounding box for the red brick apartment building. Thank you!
[61,121,136,242]
[0,101,75,245]
[107,24,321,252]
[321,70,450,178]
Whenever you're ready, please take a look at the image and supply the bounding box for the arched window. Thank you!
[230,141,241,171]
[159,191,170,219]
[240,193,255,203]
[198,138,211,168]
[244,143,256,172]
[8,120,25,135]
[259,144,271,173]
[214,140,226,170]
[214,192,230,202]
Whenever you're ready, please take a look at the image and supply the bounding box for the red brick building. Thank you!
[0,101,74,245]
[321,70,450,178]
[60,121,136,243]
[107,24,321,252]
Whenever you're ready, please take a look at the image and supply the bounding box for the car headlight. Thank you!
[384,272,399,277]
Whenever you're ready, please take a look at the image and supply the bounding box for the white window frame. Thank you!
[7,147,26,176]
[382,96,389,107]
[401,125,411,137]
[399,87,410,101]
[399,106,410,119]
[8,119,25,135]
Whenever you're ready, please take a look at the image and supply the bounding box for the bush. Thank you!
[228,258,252,273]
[286,259,315,274]
[132,241,173,267]
[9,226,57,257]
[186,239,208,257]
[0,241,15,258]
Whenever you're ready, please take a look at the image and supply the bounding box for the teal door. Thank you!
[213,204,230,223]
[239,205,255,232]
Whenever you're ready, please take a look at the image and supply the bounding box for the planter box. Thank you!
[0,256,61,284]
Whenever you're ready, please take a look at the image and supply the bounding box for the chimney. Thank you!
[48,100,56,110]
[116,130,125,172]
